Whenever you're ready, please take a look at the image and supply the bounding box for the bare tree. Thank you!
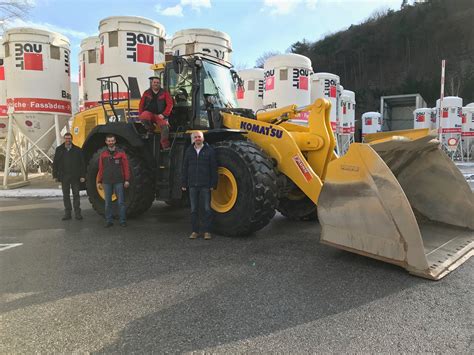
[446,66,465,97]
[233,61,250,71]
[255,50,281,69]
[0,1,32,31]
[364,6,392,23]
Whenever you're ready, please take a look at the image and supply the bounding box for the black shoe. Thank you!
[105,222,113,228]
[62,214,72,221]
[120,222,127,227]
[75,214,83,220]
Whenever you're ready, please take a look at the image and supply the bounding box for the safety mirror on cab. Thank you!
[172,56,182,74]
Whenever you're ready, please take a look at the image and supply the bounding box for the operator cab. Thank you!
[161,55,240,132]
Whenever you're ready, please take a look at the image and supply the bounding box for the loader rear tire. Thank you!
[86,147,155,217]
[212,140,278,236]
[278,189,318,221]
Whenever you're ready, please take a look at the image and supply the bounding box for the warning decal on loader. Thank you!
[293,155,313,182]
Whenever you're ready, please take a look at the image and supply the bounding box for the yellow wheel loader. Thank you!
[72,55,473,280]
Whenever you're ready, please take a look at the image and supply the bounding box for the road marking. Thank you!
[0,201,59,212]
[0,243,23,251]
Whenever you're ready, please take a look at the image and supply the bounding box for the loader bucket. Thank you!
[318,133,473,280]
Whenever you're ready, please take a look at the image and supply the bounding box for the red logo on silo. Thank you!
[0,65,4,80]
[324,79,337,98]
[264,70,275,91]
[14,43,43,71]
[127,32,155,64]
[416,113,425,122]
[99,35,105,64]
[299,76,308,90]
[292,68,309,90]
[236,86,244,99]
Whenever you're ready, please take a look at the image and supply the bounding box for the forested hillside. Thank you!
[290,0,474,117]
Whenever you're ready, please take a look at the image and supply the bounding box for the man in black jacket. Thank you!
[181,131,218,240]
[52,133,86,220]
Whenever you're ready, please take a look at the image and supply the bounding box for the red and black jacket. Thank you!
[97,148,130,184]
[138,88,173,117]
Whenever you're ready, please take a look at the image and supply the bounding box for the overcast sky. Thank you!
[5,0,402,82]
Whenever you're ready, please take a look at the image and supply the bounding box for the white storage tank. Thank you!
[431,107,437,128]
[413,108,433,129]
[362,112,382,138]
[99,16,165,98]
[311,72,340,132]
[339,89,355,134]
[0,37,7,139]
[164,39,173,57]
[3,27,71,151]
[171,28,232,63]
[79,36,101,111]
[263,54,311,110]
[336,84,344,130]
[438,96,462,152]
[462,105,474,139]
[236,68,264,112]
[438,96,462,134]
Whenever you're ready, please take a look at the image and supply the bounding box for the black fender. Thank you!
[81,122,155,177]
[82,122,144,162]
[202,129,247,145]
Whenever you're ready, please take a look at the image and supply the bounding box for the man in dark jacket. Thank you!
[138,76,173,149]
[181,131,218,240]
[97,134,130,228]
[52,132,86,220]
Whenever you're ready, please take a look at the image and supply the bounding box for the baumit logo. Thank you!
[126,32,154,64]
[15,43,43,71]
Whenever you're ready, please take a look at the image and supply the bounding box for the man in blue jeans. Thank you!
[181,131,218,240]
[97,134,130,227]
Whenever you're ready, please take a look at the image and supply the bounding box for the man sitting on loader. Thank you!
[138,76,174,149]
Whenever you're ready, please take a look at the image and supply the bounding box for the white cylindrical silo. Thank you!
[438,96,462,152]
[339,90,355,134]
[0,37,7,139]
[79,36,101,111]
[3,27,71,151]
[311,72,340,132]
[99,16,165,98]
[431,107,437,128]
[164,39,173,56]
[413,108,433,129]
[362,112,382,138]
[171,28,232,63]
[462,105,474,139]
[263,54,311,111]
[236,68,264,112]
[439,96,462,134]
[336,84,344,130]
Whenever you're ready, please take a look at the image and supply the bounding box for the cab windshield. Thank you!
[201,61,238,109]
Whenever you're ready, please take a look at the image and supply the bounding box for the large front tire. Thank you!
[277,190,318,221]
[211,140,278,236]
[86,147,155,217]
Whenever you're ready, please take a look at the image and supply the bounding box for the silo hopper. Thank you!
[318,129,473,280]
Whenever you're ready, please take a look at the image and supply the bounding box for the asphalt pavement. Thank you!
[0,197,472,353]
